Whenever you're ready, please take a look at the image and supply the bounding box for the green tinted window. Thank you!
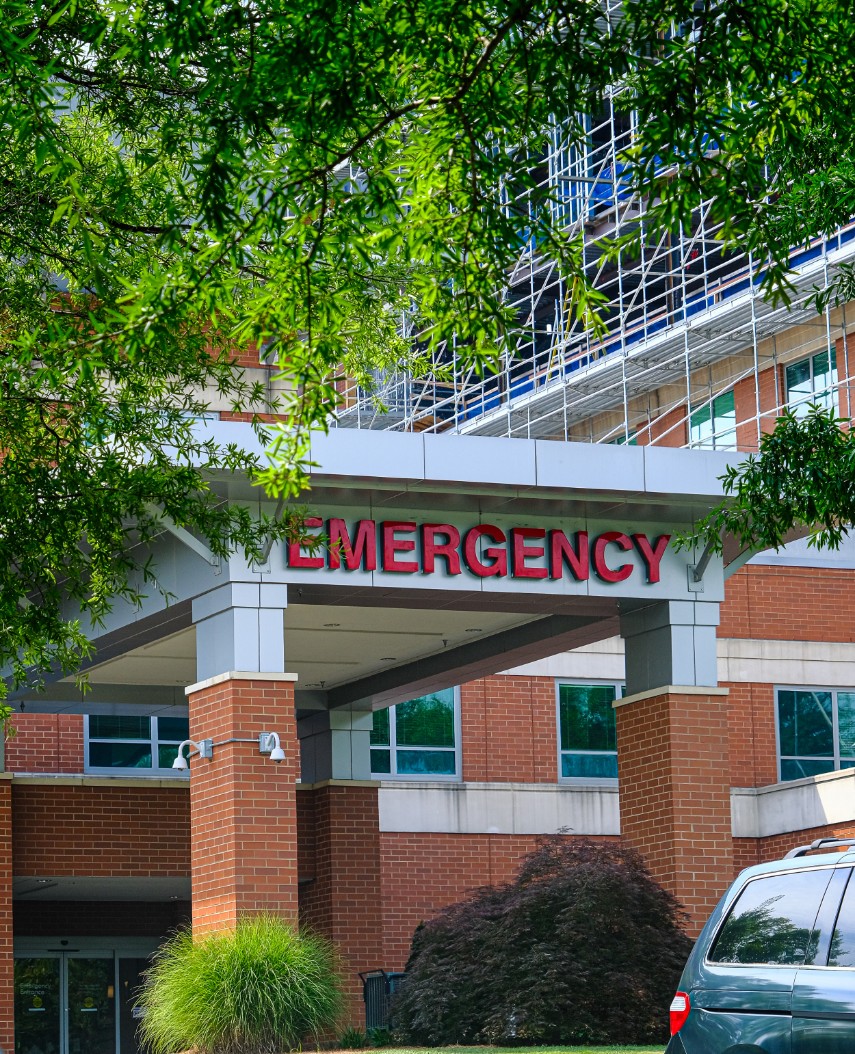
[558,683,621,781]
[559,684,617,752]
[89,743,152,769]
[370,708,390,746]
[395,690,455,747]
[89,716,150,740]
[561,753,618,779]
[87,713,190,773]
[838,694,855,759]
[370,748,391,774]
[786,348,838,416]
[777,687,855,782]
[370,691,457,778]
[778,690,833,758]
[690,389,736,450]
[158,717,189,742]
[397,750,457,775]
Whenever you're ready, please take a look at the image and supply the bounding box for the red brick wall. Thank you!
[735,821,855,870]
[6,715,84,774]
[726,682,778,788]
[638,406,687,447]
[721,564,855,642]
[377,832,613,970]
[12,784,189,876]
[187,676,298,933]
[297,785,382,1023]
[615,690,733,935]
[836,334,852,419]
[460,677,557,783]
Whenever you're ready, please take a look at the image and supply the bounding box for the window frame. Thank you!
[369,688,462,782]
[84,713,190,777]
[785,347,839,417]
[775,685,855,783]
[556,679,623,785]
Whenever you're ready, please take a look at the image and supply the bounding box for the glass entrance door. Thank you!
[67,958,115,1054]
[15,958,60,1054]
[15,956,116,1054]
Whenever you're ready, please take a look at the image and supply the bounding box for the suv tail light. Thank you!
[670,991,690,1034]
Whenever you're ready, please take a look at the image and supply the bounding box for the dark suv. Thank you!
[667,838,855,1053]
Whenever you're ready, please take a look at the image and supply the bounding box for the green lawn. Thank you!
[340,1047,663,1054]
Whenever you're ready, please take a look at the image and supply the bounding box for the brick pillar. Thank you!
[297,783,382,1027]
[615,686,733,936]
[0,780,13,1054]
[186,672,299,934]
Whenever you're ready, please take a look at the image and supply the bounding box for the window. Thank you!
[608,431,638,445]
[690,389,737,450]
[786,348,838,417]
[708,869,833,966]
[777,688,855,781]
[370,689,459,779]
[558,682,623,779]
[85,715,190,775]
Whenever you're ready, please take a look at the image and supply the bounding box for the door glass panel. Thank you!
[15,958,60,1054]
[67,958,115,1054]
[118,959,148,1054]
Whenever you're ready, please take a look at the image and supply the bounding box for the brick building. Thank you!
[7,97,855,1054]
[3,396,855,1054]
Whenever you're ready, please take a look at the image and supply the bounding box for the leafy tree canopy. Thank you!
[2,0,855,694]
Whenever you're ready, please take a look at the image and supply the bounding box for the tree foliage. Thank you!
[391,838,692,1046]
[3,0,855,689]
[688,406,855,556]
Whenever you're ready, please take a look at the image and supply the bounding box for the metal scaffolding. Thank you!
[332,100,855,452]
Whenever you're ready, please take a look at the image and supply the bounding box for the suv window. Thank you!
[828,872,855,967]
[709,869,833,965]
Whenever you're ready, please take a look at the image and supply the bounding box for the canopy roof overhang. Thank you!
[11,426,736,714]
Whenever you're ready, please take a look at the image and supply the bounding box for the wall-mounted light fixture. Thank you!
[173,733,287,770]
[258,731,286,763]
[172,738,213,770]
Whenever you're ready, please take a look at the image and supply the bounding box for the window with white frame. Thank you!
[370,688,459,778]
[558,682,623,779]
[689,390,737,450]
[785,348,838,417]
[776,687,855,782]
[85,715,190,775]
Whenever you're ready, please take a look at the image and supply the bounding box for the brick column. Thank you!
[615,686,733,936]
[0,779,13,1054]
[297,782,382,1027]
[186,672,299,934]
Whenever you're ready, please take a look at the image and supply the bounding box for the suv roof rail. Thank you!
[785,837,855,859]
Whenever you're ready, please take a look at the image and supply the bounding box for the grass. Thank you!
[333,1047,664,1054]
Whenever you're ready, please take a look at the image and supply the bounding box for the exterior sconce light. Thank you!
[172,738,213,770]
[258,731,286,763]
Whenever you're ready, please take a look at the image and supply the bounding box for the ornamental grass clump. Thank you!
[137,915,343,1054]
